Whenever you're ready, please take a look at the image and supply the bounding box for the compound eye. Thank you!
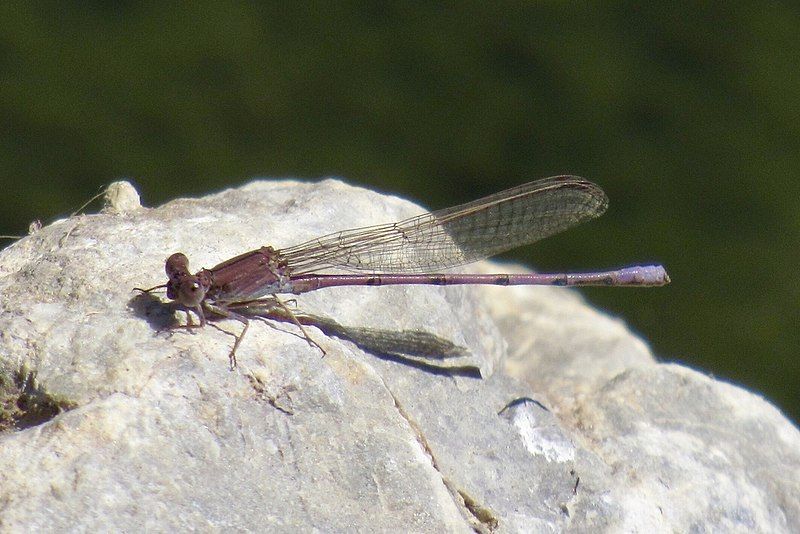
[165,253,190,281]
[177,278,206,306]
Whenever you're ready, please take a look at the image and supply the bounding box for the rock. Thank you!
[0,179,797,532]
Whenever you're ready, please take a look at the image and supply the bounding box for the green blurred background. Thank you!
[1,3,797,422]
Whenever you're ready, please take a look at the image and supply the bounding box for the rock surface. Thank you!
[0,179,797,532]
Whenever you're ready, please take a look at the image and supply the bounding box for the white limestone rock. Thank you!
[0,179,797,532]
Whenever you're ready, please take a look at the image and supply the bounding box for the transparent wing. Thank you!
[280,175,608,275]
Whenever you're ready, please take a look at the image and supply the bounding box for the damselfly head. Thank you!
[164,253,211,306]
